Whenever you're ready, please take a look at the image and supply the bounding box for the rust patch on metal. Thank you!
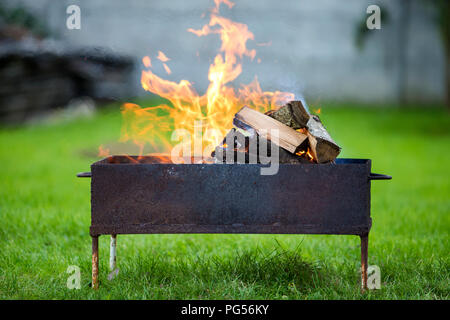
[76,156,391,289]
[92,236,99,290]
[360,234,369,291]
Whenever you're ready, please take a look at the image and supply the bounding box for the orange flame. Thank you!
[156,51,170,62]
[142,56,152,68]
[306,149,314,161]
[98,144,110,158]
[162,63,172,75]
[295,148,315,162]
[120,0,294,159]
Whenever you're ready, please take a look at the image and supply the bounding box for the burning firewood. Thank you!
[233,106,308,154]
[212,102,340,164]
[268,100,341,163]
[212,128,311,164]
[265,100,310,129]
[305,115,341,163]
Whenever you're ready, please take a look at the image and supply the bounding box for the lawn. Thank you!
[0,101,448,299]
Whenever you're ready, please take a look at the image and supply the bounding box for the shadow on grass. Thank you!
[212,246,324,290]
[119,242,329,297]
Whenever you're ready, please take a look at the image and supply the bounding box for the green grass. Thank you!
[0,102,449,299]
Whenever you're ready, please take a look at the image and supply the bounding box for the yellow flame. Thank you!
[162,63,172,75]
[120,0,294,158]
[98,144,110,157]
[295,148,315,162]
[156,51,170,62]
[142,56,152,68]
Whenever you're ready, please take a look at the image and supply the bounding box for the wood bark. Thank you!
[234,106,307,154]
[269,101,341,163]
[266,100,310,129]
[306,115,341,163]
[212,128,312,164]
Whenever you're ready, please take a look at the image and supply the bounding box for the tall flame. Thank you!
[119,0,294,160]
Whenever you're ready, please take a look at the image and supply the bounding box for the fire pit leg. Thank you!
[92,235,99,290]
[360,234,368,291]
[110,234,117,271]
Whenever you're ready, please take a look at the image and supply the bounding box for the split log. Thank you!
[233,106,308,154]
[212,128,312,164]
[305,115,341,163]
[278,146,313,164]
[268,100,341,163]
[266,100,310,129]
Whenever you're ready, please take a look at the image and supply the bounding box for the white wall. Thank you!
[5,0,446,104]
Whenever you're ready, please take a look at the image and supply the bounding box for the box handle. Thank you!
[369,173,392,180]
[77,172,92,178]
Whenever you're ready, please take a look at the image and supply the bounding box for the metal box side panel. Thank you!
[90,160,371,235]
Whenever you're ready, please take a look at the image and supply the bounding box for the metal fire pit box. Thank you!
[77,155,391,289]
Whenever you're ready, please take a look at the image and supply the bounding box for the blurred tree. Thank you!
[432,0,450,109]
[355,5,390,50]
[0,4,50,39]
[355,0,450,108]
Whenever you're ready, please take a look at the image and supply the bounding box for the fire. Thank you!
[295,148,315,162]
[120,103,173,154]
[156,51,170,62]
[306,149,314,161]
[119,0,294,161]
[162,63,172,75]
[142,56,151,68]
[98,145,110,157]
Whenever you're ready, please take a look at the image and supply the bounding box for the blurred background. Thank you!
[0,0,448,124]
[0,0,448,300]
